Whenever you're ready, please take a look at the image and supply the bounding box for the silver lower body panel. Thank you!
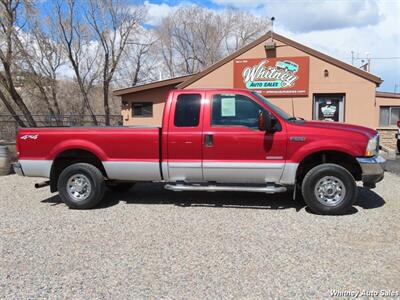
[18,160,53,178]
[165,183,287,193]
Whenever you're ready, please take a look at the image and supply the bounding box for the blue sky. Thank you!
[38,0,400,92]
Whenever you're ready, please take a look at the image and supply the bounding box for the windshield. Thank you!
[252,92,292,120]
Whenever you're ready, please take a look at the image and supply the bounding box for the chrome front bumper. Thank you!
[12,162,24,176]
[356,155,385,187]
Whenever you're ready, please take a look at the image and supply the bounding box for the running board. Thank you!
[164,184,287,193]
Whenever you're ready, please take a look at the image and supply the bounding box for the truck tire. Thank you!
[301,163,357,215]
[107,182,135,192]
[57,163,105,209]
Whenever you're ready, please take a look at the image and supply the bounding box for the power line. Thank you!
[350,57,400,60]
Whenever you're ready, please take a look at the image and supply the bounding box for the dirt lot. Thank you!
[385,157,400,176]
[1,172,399,299]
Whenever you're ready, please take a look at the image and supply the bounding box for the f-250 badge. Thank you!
[20,134,38,140]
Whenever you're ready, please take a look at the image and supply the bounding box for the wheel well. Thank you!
[296,151,362,185]
[50,149,107,192]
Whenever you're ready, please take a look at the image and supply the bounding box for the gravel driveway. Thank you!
[1,173,399,299]
[385,158,400,176]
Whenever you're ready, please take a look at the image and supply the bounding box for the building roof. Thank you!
[113,31,383,97]
[177,31,383,88]
[113,75,194,96]
[376,91,400,99]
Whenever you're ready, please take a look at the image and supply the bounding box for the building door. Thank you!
[313,94,345,122]
[201,91,287,183]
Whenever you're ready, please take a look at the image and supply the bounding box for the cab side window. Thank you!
[174,94,201,127]
[212,94,264,129]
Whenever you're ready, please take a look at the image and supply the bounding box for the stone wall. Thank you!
[377,129,398,151]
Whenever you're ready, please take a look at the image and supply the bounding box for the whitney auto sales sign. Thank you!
[234,57,309,96]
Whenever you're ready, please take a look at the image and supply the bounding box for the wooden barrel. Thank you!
[0,146,11,175]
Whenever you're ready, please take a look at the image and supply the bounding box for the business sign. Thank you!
[233,57,309,96]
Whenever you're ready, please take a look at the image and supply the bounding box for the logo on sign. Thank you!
[234,57,309,96]
[242,60,299,89]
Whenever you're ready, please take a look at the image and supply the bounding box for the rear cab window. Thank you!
[174,94,202,127]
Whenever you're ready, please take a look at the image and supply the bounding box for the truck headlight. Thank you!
[365,134,379,157]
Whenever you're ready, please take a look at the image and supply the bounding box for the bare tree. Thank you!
[156,17,177,78]
[14,13,65,123]
[0,87,24,126]
[85,0,145,125]
[0,0,36,126]
[164,6,226,74]
[154,6,229,75]
[154,6,269,77]
[223,10,270,53]
[54,0,99,125]
[0,1,270,131]
[113,27,158,87]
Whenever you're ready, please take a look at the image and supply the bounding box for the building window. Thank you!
[313,94,345,122]
[132,102,153,117]
[174,94,201,127]
[379,106,400,127]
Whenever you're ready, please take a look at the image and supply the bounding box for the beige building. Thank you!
[113,32,400,149]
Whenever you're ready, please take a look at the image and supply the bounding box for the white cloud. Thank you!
[141,0,399,91]
[211,0,265,7]
[143,1,182,26]
[271,0,400,91]
[266,0,380,32]
[207,0,399,91]
[212,0,380,32]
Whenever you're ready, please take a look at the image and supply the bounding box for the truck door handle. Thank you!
[204,134,213,147]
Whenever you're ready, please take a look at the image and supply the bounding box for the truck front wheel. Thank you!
[301,163,357,215]
[57,163,106,209]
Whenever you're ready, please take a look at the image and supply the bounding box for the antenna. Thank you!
[365,52,371,72]
[270,17,275,42]
[264,17,276,56]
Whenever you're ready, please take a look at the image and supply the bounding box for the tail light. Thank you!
[397,120,400,128]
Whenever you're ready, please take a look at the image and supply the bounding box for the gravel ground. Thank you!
[385,158,400,176]
[1,173,399,299]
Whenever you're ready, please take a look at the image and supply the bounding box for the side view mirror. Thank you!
[258,111,272,132]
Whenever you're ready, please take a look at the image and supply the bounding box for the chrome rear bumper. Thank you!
[356,155,385,188]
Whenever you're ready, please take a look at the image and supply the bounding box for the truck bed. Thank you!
[17,127,162,181]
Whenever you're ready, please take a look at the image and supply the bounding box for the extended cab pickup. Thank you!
[14,89,386,215]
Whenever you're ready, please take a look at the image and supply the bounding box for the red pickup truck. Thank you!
[14,89,385,215]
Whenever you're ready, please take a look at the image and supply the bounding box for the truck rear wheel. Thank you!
[301,163,357,215]
[57,163,105,209]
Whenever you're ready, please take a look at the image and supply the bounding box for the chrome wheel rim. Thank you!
[314,176,346,206]
[67,174,92,202]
